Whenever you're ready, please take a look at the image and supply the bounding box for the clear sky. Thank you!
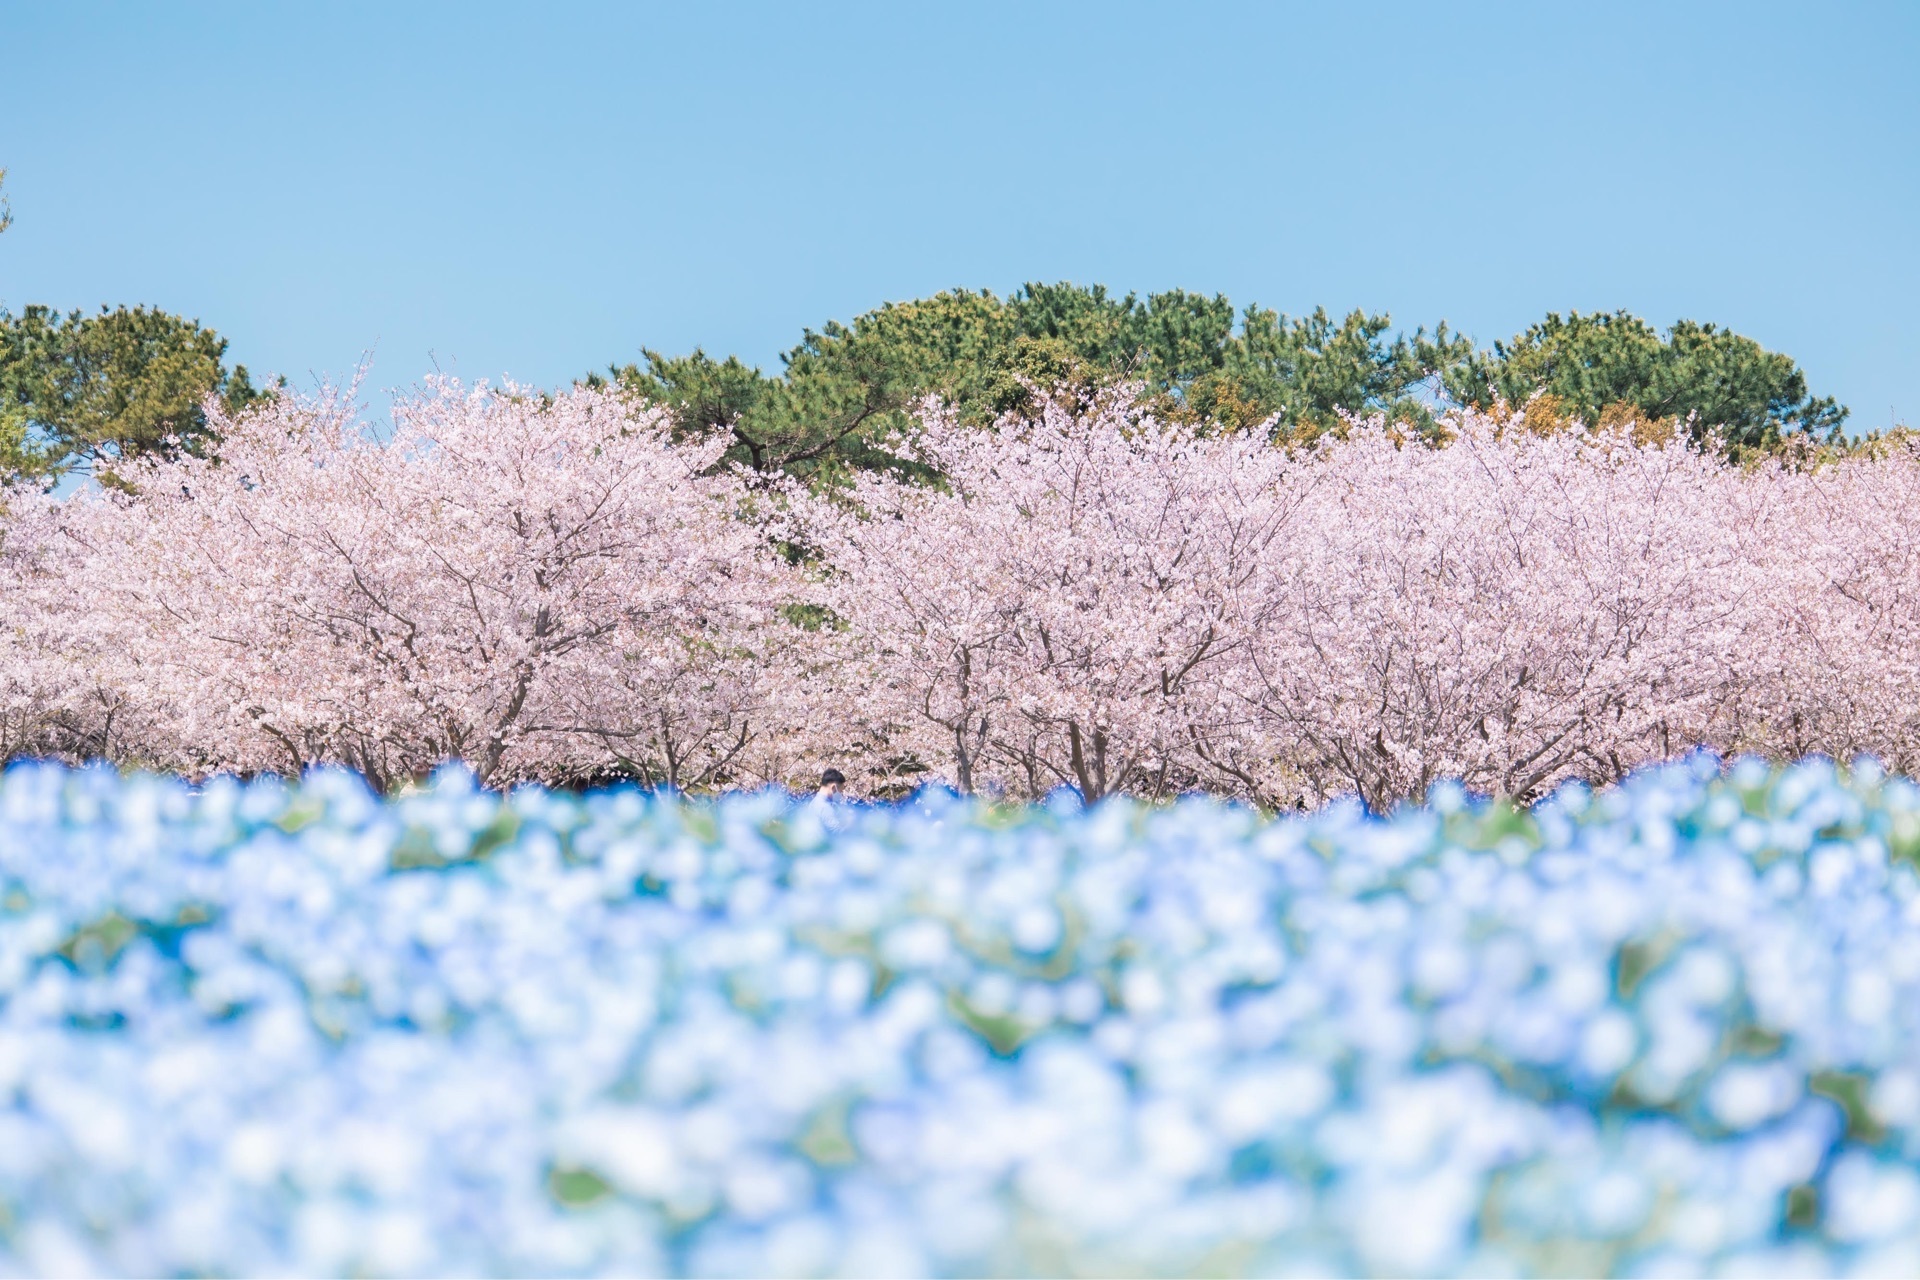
[2,1,1915,427]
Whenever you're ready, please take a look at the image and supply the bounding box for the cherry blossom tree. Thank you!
[801,388,1297,801]
[1235,414,1780,809]
[0,486,140,762]
[14,378,1920,807]
[55,379,805,789]
[1734,436,1920,775]
[801,395,1920,810]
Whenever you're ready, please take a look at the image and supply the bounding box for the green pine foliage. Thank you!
[601,284,1475,482]
[610,286,1846,481]
[1443,310,1848,458]
[0,305,272,486]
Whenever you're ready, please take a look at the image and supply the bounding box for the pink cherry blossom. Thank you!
[26,379,805,790]
[11,381,1920,808]
[798,387,1295,800]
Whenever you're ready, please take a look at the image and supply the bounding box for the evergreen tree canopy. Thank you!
[605,284,1471,481]
[0,305,271,485]
[1443,310,1847,456]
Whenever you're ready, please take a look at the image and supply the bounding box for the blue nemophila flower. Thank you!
[4,756,1920,1274]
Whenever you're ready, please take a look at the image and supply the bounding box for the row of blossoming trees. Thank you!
[2,378,1917,809]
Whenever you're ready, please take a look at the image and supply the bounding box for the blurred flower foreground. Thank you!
[6,757,1920,1276]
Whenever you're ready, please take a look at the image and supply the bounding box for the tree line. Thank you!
[0,286,1852,487]
[0,164,1855,486]
[4,379,1917,809]
[602,286,1851,483]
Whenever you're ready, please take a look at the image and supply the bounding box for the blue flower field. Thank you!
[4,757,1920,1274]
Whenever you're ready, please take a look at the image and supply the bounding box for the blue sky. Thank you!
[2,1,1915,427]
